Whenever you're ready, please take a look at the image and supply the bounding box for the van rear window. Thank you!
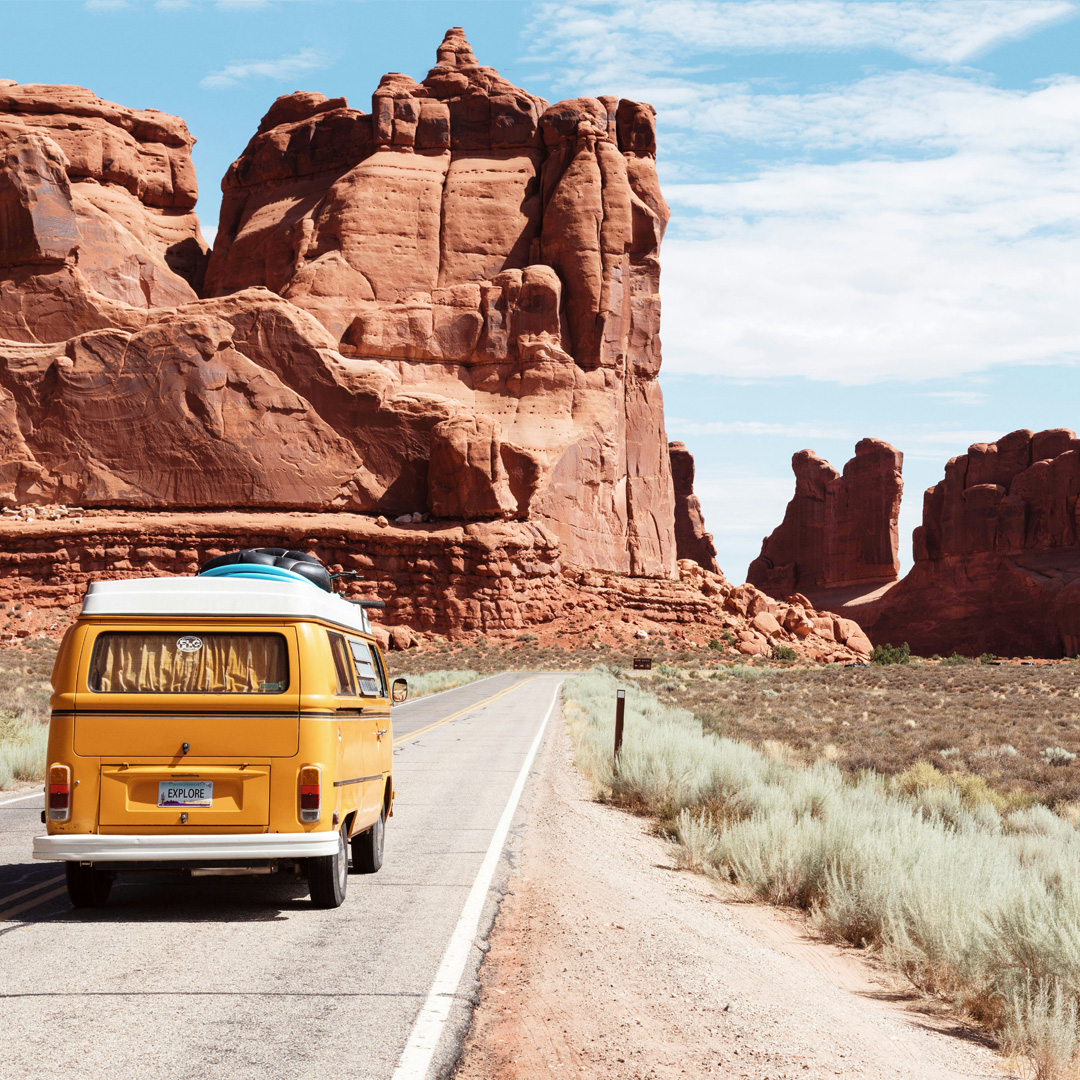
[89,633,289,694]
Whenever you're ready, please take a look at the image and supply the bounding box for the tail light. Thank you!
[48,764,71,823]
[299,766,321,823]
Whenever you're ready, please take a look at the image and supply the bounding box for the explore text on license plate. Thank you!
[158,781,213,807]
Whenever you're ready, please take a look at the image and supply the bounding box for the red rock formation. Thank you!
[0,512,873,662]
[853,429,1080,657]
[748,439,903,596]
[668,442,718,573]
[0,81,207,341]
[0,30,676,578]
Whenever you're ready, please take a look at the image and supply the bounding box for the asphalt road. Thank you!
[0,671,563,1080]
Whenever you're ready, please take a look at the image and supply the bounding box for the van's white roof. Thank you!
[81,577,372,635]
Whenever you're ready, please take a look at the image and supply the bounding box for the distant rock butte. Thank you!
[747,439,903,596]
[0,29,685,581]
[669,442,718,573]
[767,429,1080,658]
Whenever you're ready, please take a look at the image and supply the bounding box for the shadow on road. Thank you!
[2,861,315,923]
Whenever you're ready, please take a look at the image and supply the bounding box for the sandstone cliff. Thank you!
[0,30,679,579]
[747,439,903,596]
[0,81,207,340]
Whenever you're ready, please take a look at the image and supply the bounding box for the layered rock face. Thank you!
[747,439,903,596]
[0,82,207,340]
[668,442,718,573]
[0,30,679,579]
[0,512,873,662]
[863,429,1080,657]
[202,28,676,575]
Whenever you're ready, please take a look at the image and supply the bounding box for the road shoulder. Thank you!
[453,710,1009,1080]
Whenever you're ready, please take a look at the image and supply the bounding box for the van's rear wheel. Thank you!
[307,824,348,908]
[65,863,112,908]
[351,810,385,874]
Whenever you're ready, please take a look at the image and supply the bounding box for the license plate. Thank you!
[158,781,213,808]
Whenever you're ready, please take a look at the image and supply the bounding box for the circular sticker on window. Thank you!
[176,636,203,653]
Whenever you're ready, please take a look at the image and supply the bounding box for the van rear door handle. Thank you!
[375,728,387,740]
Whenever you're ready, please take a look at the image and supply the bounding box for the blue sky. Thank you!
[3,0,1079,581]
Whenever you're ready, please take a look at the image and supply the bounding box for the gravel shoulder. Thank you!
[454,712,1013,1080]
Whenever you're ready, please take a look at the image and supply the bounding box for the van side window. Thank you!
[348,640,386,697]
[327,633,356,696]
[371,645,389,695]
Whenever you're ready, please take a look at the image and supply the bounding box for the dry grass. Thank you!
[0,638,55,789]
[564,670,1080,1079]
[638,660,1080,809]
[402,669,482,698]
[384,635,613,678]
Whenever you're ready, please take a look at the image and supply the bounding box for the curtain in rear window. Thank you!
[90,633,289,694]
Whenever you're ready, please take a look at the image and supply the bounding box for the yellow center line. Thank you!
[0,885,68,922]
[0,874,64,910]
[393,677,539,747]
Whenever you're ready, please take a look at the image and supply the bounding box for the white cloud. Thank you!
[529,0,1076,85]
[654,70,1080,384]
[661,164,1080,383]
[692,475,794,535]
[668,419,1005,452]
[655,71,1080,153]
[924,390,987,407]
[201,47,331,90]
[669,419,858,439]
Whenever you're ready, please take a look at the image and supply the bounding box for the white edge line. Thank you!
[392,672,504,709]
[0,790,43,807]
[390,678,563,1080]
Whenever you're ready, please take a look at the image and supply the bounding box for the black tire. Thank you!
[307,825,349,908]
[351,810,385,875]
[65,863,112,908]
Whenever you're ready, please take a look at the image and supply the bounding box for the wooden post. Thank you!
[614,689,626,769]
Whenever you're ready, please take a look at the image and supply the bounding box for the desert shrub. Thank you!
[708,638,723,650]
[0,711,49,789]
[980,652,998,665]
[940,652,971,666]
[563,671,1080,1073]
[1042,747,1077,767]
[401,669,481,698]
[771,645,797,662]
[871,641,910,665]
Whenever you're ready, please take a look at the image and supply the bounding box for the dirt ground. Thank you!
[453,713,1012,1080]
[653,661,1080,807]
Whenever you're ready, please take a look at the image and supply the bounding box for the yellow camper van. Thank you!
[33,549,405,910]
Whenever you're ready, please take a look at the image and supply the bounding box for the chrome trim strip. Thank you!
[32,832,339,862]
[332,774,383,788]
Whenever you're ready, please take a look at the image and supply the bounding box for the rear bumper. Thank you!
[33,832,339,863]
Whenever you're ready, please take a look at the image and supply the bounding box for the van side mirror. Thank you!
[392,678,408,703]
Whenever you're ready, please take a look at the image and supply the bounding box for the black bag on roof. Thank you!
[198,548,333,593]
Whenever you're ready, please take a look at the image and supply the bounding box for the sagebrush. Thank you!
[564,670,1080,1077]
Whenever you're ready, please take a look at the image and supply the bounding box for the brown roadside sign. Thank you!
[633,658,652,670]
